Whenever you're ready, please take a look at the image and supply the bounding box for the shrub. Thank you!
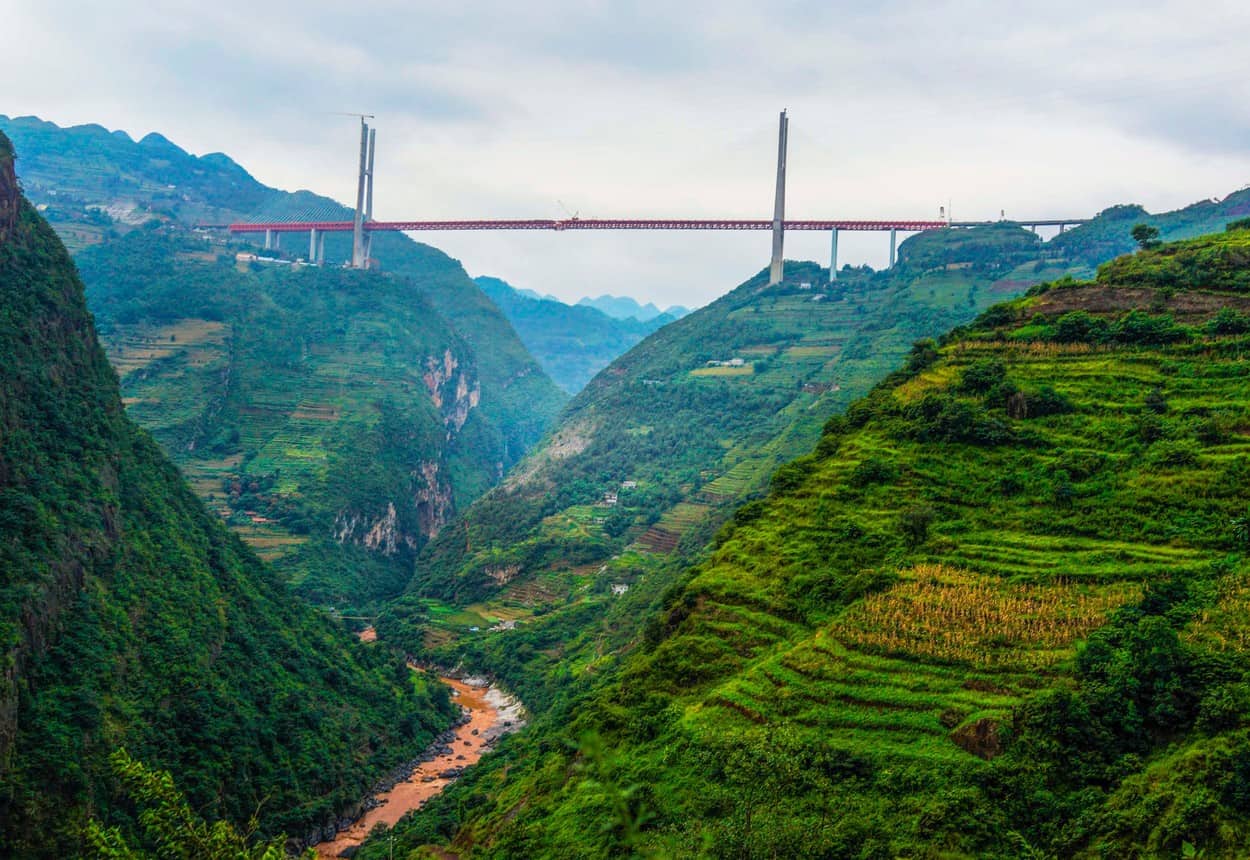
[899,506,936,548]
[905,338,940,374]
[1111,311,1189,345]
[1147,439,1200,468]
[903,393,1014,446]
[1206,307,1250,336]
[1052,311,1109,344]
[850,456,898,487]
[972,304,1017,330]
[1144,386,1169,415]
[959,358,1007,394]
[771,458,813,494]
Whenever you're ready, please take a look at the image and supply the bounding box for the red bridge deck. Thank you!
[227,218,951,234]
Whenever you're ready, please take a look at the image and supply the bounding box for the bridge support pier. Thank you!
[264,229,273,251]
[829,228,839,282]
[768,110,789,285]
[309,228,318,263]
[317,232,326,264]
[888,228,897,269]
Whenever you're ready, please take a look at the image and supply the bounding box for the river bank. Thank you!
[313,631,524,858]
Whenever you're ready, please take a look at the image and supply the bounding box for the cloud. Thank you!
[2,0,1249,306]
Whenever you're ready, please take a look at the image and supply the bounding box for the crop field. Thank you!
[657,501,711,534]
[834,564,1141,669]
[104,318,229,378]
[690,364,754,377]
[231,522,308,562]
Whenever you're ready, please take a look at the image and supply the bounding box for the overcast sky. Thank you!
[4,1,1250,308]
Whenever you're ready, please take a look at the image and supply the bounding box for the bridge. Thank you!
[220,114,1088,283]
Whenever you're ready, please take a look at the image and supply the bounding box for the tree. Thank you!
[84,750,311,860]
[1131,223,1161,251]
[899,505,935,548]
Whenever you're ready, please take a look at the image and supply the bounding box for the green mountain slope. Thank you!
[0,114,277,251]
[7,115,567,606]
[475,276,670,393]
[395,225,1077,710]
[376,226,1250,859]
[0,133,456,856]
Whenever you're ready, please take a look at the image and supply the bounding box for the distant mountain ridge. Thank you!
[0,114,277,249]
[476,276,672,393]
[577,293,690,322]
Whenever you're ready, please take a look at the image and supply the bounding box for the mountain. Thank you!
[371,224,1250,858]
[5,115,567,607]
[576,293,688,322]
[0,114,279,251]
[393,223,1087,712]
[0,132,456,856]
[476,276,672,393]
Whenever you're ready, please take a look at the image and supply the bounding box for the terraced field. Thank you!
[565,241,1250,855]
[81,230,565,605]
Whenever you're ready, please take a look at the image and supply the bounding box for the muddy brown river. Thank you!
[314,630,523,858]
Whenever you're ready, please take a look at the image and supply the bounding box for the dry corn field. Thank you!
[835,564,1140,670]
[1185,572,1250,653]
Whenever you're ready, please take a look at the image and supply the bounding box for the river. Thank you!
[314,629,525,858]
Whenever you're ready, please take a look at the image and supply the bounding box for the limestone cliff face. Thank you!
[329,348,478,558]
[422,348,481,434]
[332,459,454,554]
[413,460,453,537]
[332,504,415,556]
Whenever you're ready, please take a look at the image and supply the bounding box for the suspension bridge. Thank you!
[219,113,1089,283]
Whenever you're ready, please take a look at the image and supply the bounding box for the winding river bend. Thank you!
[314,630,524,858]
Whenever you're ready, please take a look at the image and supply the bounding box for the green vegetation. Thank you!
[0,135,457,856]
[6,116,567,610]
[371,229,1250,858]
[84,750,309,859]
[74,229,564,607]
[395,221,1119,714]
[0,114,279,251]
[476,276,670,393]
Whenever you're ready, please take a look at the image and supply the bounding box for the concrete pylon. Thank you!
[264,228,273,251]
[309,227,318,263]
[829,228,839,283]
[768,110,788,286]
[351,118,369,268]
[364,128,376,265]
[888,228,897,269]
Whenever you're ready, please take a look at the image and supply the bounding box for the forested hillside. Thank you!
[373,225,1250,859]
[7,115,567,607]
[476,275,671,393]
[0,132,457,857]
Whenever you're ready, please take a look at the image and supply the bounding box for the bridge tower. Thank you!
[768,110,788,285]
[351,117,374,269]
[364,126,376,264]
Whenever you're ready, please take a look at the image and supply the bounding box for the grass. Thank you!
[690,364,754,377]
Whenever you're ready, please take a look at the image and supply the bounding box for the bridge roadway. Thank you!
[225,218,959,233]
[219,216,1089,279]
